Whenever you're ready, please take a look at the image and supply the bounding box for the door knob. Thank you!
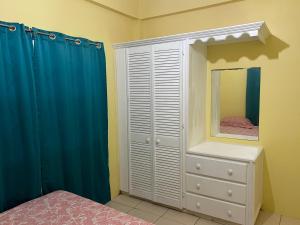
[145,137,150,144]
[196,202,201,209]
[227,210,232,217]
[196,163,201,170]
[227,169,233,176]
[196,183,201,190]
[156,139,160,145]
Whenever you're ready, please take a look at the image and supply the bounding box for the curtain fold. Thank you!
[0,22,41,212]
[33,28,110,203]
[246,67,261,126]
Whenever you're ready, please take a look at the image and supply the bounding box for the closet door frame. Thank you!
[116,48,129,193]
[182,40,189,208]
[182,41,207,208]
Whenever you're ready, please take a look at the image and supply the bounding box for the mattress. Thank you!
[0,191,153,225]
[220,125,259,137]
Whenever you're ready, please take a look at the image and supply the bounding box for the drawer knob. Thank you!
[196,183,201,190]
[227,210,232,217]
[196,163,201,170]
[196,202,201,209]
[227,169,233,176]
[227,189,233,196]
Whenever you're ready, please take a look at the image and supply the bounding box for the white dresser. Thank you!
[184,142,263,225]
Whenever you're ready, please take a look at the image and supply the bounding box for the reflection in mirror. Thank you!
[211,68,261,140]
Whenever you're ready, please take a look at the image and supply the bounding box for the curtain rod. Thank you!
[0,23,102,48]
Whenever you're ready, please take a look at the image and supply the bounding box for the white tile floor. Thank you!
[106,194,300,225]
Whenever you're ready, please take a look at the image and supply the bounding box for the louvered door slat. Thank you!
[127,46,153,200]
[153,42,183,208]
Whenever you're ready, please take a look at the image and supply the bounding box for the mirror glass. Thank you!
[211,68,261,140]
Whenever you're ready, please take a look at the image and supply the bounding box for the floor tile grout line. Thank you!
[112,196,228,225]
[127,208,135,213]
[153,208,169,224]
[118,196,203,225]
[129,200,169,223]
[279,215,282,225]
[112,195,299,225]
[133,200,144,209]
[111,199,140,209]
[155,208,202,225]
[194,217,201,225]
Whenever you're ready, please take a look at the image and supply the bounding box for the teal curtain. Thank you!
[33,29,110,203]
[0,22,41,212]
[246,67,261,126]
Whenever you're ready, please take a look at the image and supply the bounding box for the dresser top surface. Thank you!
[188,141,263,162]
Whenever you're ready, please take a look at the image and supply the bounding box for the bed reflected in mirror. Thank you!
[211,68,261,140]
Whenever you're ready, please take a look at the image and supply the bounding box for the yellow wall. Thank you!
[140,0,300,218]
[90,0,140,18]
[0,0,140,198]
[220,69,247,119]
[85,0,234,19]
[139,0,232,19]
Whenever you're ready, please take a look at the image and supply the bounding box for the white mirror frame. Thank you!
[211,70,259,141]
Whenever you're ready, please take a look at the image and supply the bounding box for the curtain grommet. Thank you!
[96,43,102,49]
[75,39,81,45]
[9,26,16,32]
[49,33,56,40]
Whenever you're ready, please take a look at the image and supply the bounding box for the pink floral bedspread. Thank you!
[220,125,259,137]
[0,191,153,225]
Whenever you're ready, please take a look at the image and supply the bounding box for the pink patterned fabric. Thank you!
[220,125,259,137]
[0,191,153,225]
[221,117,254,129]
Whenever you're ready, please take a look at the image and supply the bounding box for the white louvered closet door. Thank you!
[127,46,153,200]
[152,41,183,208]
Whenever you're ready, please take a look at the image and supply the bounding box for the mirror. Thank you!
[211,68,261,140]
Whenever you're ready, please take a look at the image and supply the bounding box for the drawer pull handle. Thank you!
[227,169,233,176]
[196,183,201,190]
[227,210,232,217]
[227,189,233,196]
[196,163,201,170]
[196,202,201,209]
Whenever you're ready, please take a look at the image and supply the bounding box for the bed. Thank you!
[220,125,259,136]
[0,191,153,225]
[220,116,259,137]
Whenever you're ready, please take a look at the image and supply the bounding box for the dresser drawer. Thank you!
[185,193,246,224]
[186,174,246,204]
[186,155,248,183]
